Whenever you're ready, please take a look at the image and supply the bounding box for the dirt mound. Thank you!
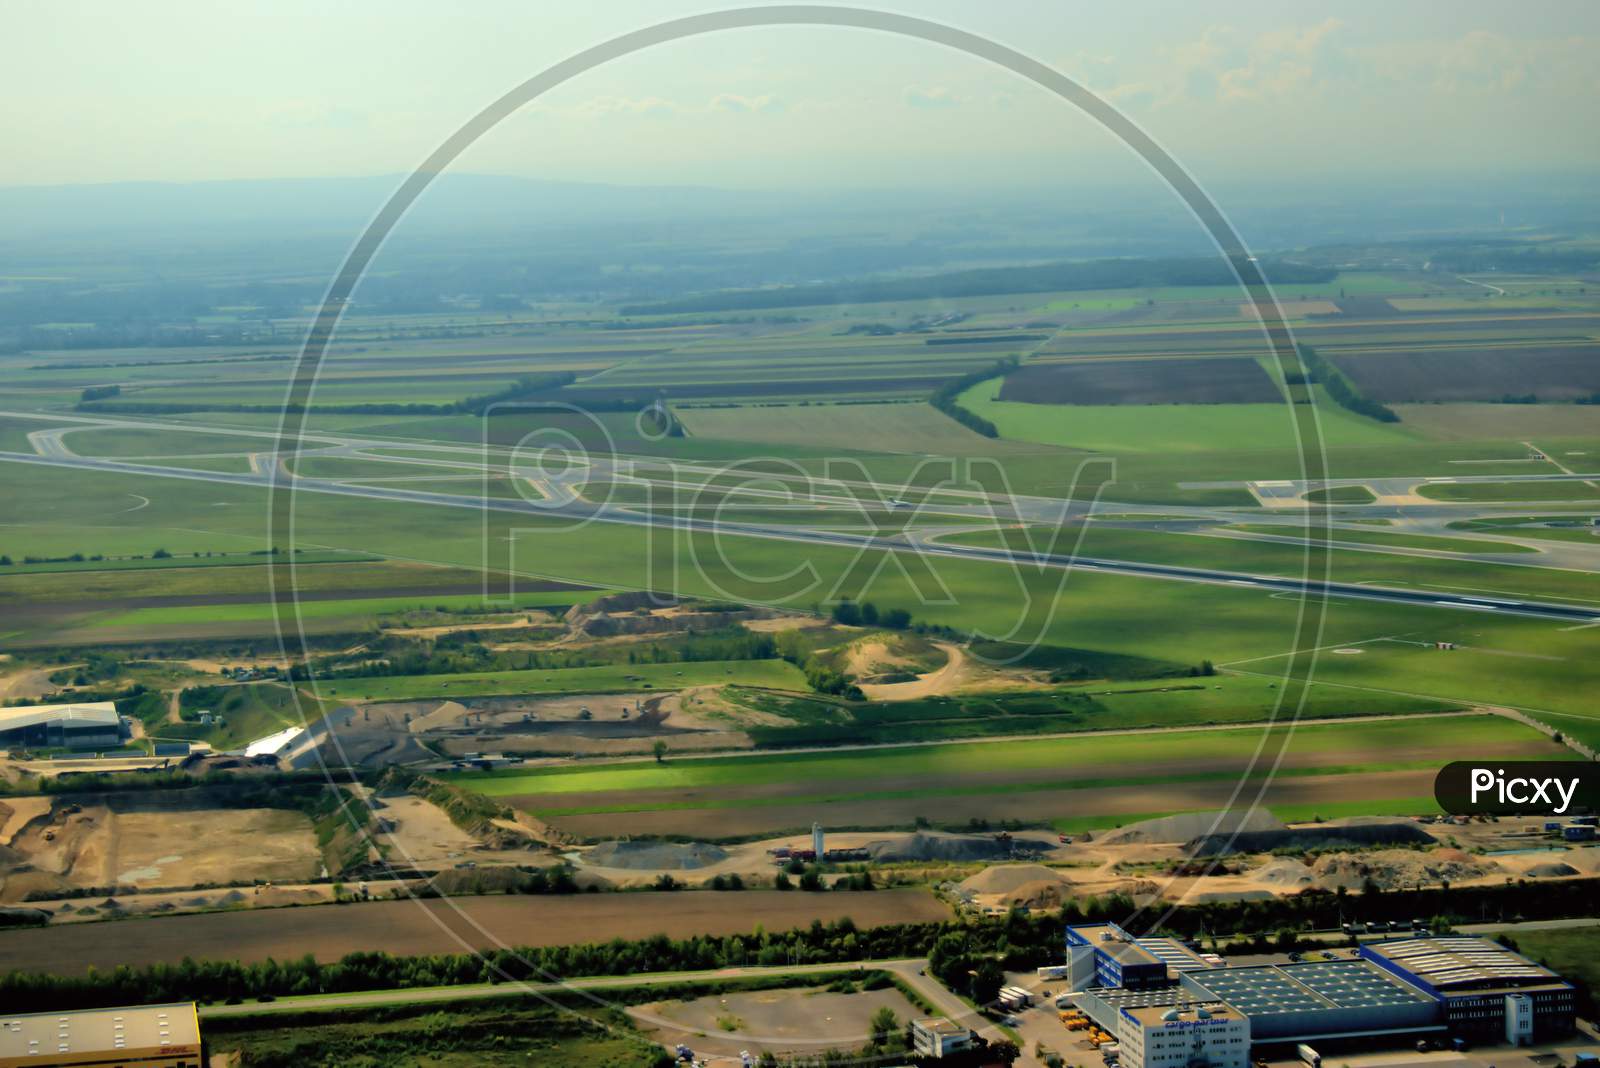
[1309,849,1497,892]
[1253,858,1315,887]
[1523,861,1580,878]
[1006,880,1068,908]
[1190,820,1433,857]
[1100,809,1285,846]
[1561,848,1600,873]
[866,832,1016,863]
[959,864,1072,895]
[585,840,728,871]
[410,701,468,733]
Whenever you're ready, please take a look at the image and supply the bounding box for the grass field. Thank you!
[206,1001,666,1068]
[943,524,1600,606]
[1226,623,1600,748]
[61,425,264,457]
[1448,516,1600,545]
[1223,524,1537,554]
[955,383,1418,454]
[677,401,1041,456]
[1304,485,1377,504]
[161,680,319,749]
[1490,926,1600,1010]
[739,675,1458,748]
[452,713,1558,838]
[319,658,806,701]
[462,714,1537,799]
[92,589,599,631]
[1417,480,1600,502]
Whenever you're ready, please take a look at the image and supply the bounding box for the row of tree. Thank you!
[4,877,1595,1012]
[75,372,576,416]
[930,357,1017,438]
[1296,343,1399,423]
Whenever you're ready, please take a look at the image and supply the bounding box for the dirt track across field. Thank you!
[0,888,950,976]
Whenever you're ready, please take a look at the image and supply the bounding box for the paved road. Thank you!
[3,446,1597,626]
[199,958,922,1018]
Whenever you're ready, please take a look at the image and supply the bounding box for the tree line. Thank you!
[619,257,1337,316]
[930,357,1016,438]
[75,372,576,417]
[9,876,1595,1013]
[1295,343,1399,423]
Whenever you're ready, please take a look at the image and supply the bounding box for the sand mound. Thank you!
[960,864,1072,895]
[410,701,469,733]
[1253,858,1315,887]
[585,840,728,871]
[1309,849,1497,892]
[1101,810,1285,846]
[1006,880,1068,908]
[1561,848,1600,873]
[867,832,1017,863]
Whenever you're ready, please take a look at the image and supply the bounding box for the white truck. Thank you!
[1297,1044,1322,1068]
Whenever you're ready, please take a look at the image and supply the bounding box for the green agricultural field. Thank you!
[954,387,1418,454]
[320,657,806,701]
[453,714,1556,840]
[1417,480,1600,502]
[1226,618,1600,741]
[462,714,1542,800]
[738,675,1458,748]
[677,401,1042,456]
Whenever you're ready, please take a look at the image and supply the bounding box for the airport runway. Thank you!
[3,446,1597,625]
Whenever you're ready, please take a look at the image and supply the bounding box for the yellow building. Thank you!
[0,1002,200,1067]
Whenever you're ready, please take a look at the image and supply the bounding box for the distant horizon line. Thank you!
[3,166,1598,197]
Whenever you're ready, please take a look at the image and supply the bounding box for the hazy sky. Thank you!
[4,1,1597,190]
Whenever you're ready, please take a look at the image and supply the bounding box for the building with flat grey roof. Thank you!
[1065,922,1214,990]
[1180,958,1441,1041]
[0,1002,200,1067]
[0,701,122,750]
[1360,937,1575,1041]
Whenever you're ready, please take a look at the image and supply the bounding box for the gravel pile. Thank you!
[585,840,729,870]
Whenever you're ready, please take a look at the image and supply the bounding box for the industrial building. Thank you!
[0,1002,200,1067]
[1180,959,1442,1042]
[1117,1003,1250,1068]
[1360,938,1576,1043]
[1065,922,1215,990]
[910,1018,976,1058]
[1066,932,1576,1068]
[0,701,123,751]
